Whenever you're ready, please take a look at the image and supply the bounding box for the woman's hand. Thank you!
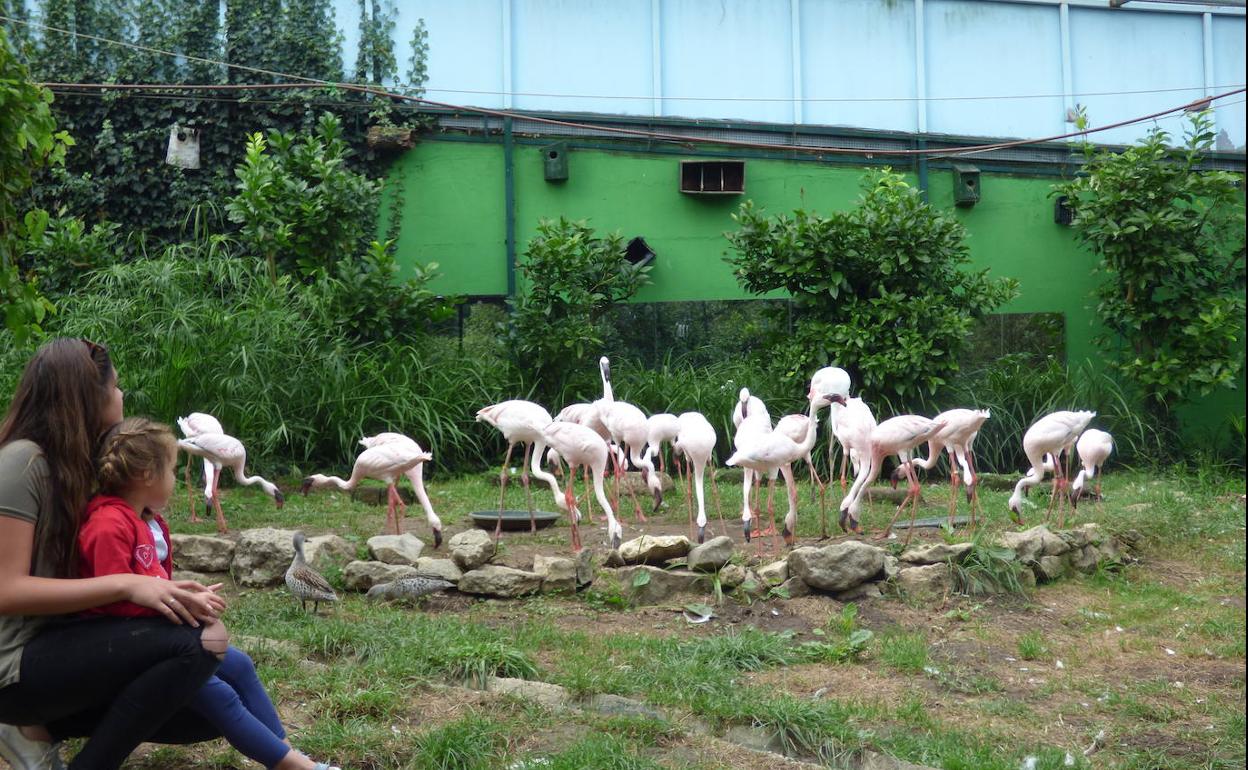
[124,575,226,626]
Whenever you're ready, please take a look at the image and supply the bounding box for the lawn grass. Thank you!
[112,464,1247,770]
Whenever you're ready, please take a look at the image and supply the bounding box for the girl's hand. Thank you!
[125,576,224,626]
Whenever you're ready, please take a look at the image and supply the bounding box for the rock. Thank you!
[458,565,543,598]
[896,563,952,600]
[575,548,595,587]
[859,748,941,770]
[718,563,747,590]
[687,536,733,572]
[1118,529,1143,549]
[171,570,222,585]
[899,542,973,565]
[367,534,425,565]
[788,541,886,593]
[232,528,300,587]
[757,559,789,585]
[586,693,665,720]
[485,676,569,708]
[449,529,495,571]
[365,575,454,601]
[617,535,691,566]
[723,725,787,755]
[170,534,235,572]
[413,557,463,584]
[1069,544,1100,574]
[995,525,1068,565]
[303,534,353,570]
[1020,566,1038,590]
[778,576,811,598]
[343,560,419,591]
[603,549,626,568]
[883,554,901,581]
[533,555,578,592]
[1098,537,1125,565]
[1035,554,1070,582]
[613,566,703,605]
[835,582,883,602]
[737,570,768,599]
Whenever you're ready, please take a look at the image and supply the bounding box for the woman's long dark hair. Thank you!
[0,338,115,577]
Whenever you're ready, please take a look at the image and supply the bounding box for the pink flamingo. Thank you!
[894,408,991,528]
[838,415,948,544]
[301,440,430,535]
[731,388,772,519]
[177,433,285,534]
[542,420,621,551]
[358,432,445,548]
[672,411,719,544]
[176,412,223,522]
[476,399,565,539]
[808,366,852,491]
[834,397,878,500]
[1008,410,1096,527]
[1071,428,1114,509]
[594,357,656,520]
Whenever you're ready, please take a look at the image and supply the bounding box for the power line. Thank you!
[3,13,1244,159]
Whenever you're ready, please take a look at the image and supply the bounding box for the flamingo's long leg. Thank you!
[494,442,516,542]
[185,460,201,523]
[210,470,228,534]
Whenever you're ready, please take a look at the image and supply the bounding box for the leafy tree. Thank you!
[405,18,429,97]
[225,113,379,280]
[354,0,397,85]
[726,169,1018,402]
[1055,112,1246,432]
[0,28,66,341]
[511,218,651,397]
[280,0,343,82]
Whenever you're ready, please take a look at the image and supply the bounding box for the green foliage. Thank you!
[727,169,1018,402]
[797,628,874,664]
[510,217,651,399]
[406,18,430,97]
[226,114,380,279]
[1055,112,1246,431]
[411,710,509,770]
[1017,630,1048,661]
[440,639,538,688]
[0,28,64,341]
[951,540,1029,597]
[878,631,929,673]
[354,0,398,85]
[16,210,119,296]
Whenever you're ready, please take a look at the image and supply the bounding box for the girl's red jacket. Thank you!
[77,495,174,618]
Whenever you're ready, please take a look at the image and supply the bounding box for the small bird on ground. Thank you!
[285,531,338,614]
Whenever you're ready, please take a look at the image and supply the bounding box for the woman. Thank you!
[0,338,227,770]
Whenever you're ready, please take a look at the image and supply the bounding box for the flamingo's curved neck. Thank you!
[600,363,614,402]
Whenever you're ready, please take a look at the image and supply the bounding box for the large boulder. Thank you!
[575,548,595,588]
[835,582,883,602]
[756,559,788,586]
[899,542,973,565]
[613,566,704,605]
[367,534,425,565]
[343,560,420,591]
[303,534,354,570]
[232,528,299,587]
[414,557,463,584]
[171,534,235,572]
[449,530,496,571]
[533,555,577,593]
[718,563,747,590]
[617,535,691,566]
[896,563,952,600]
[995,525,1068,565]
[687,536,733,572]
[788,541,886,593]
[458,565,543,598]
[1035,554,1071,582]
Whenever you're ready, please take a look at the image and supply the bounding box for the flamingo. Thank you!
[176,412,223,522]
[1008,410,1097,527]
[1071,428,1114,509]
[542,420,622,550]
[809,366,852,490]
[594,357,657,520]
[728,390,845,550]
[838,414,948,545]
[775,412,824,510]
[643,412,680,510]
[672,411,719,544]
[301,440,430,535]
[358,432,444,548]
[834,397,878,500]
[476,399,565,538]
[177,433,285,534]
[894,408,991,528]
[731,388,772,518]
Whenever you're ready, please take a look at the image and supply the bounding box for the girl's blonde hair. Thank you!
[97,417,178,496]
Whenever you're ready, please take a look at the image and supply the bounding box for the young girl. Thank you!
[79,417,342,770]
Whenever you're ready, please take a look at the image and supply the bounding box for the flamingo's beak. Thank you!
[697,525,706,544]
[273,490,285,508]
[433,528,443,549]
[301,478,313,495]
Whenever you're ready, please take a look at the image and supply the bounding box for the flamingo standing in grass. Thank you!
[1008,410,1096,527]
[1071,428,1114,509]
[594,357,657,520]
[176,412,223,522]
[358,432,444,548]
[177,433,285,534]
[838,415,948,544]
[542,420,622,551]
[835,397,878,501]
[476,399,566,539]
[301,440,430,535]
[894,409,991,528]
[672,411,720,544]
[728,390,845,550]
[643,412,681,510]
[809,366,852,491]
[731,389,772,518]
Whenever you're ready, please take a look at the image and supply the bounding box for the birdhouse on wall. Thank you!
[166,125,201,170]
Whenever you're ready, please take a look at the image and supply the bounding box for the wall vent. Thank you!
[679,161,745,194]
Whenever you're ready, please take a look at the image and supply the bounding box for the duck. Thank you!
[285,531,338,614]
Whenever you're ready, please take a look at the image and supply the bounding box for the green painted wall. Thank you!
[380,138,1243,438]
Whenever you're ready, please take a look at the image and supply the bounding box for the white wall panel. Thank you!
[800,0,917,133]
[925,0,1063,139]
[1213,17,1246,152]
